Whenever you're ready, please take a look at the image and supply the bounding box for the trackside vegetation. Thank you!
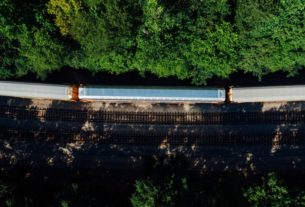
[1,172,305,207]
[131,173,305,207]
[0,0,304,84]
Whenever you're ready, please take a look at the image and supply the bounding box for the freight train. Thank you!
[0,81,305,103]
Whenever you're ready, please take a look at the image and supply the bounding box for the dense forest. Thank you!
[0,0,304,84]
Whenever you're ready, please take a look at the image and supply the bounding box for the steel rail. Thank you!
[0,105,304,125]
[0,127,303,146]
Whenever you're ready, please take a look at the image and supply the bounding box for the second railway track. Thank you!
[0,105,304,125]
[0,127,304,146]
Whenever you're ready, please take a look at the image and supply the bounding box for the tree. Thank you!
[1,0,304,83]
[133,0,238,85]
[47,0,141,74]
[15,24,65,79]
[130,179,159,207]
[0,0,66,79]
[131,175,188,207]
[0,0,19,78]
[0,184,15,207]
[244,173,305,207]
[236,0,305,78]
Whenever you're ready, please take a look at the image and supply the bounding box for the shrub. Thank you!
[244,173,305,207]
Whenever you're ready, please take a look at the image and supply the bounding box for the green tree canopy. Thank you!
[0,0,304,83]
[132,0,238,84]
[0,0,65,79]
[236,0,305,78]
[244,173,305,207]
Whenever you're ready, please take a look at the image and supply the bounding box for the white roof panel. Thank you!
[233,85,305,102]
[0,81,72,100]
[79,86,225,102]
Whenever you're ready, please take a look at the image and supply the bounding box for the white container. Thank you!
[233,85,305,102]
[79,86,225,102]
[0,81,73,100]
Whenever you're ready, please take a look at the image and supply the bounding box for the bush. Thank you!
[0,184,15,207]
[244,173,305,207]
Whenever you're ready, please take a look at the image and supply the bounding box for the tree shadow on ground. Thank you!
[1,96,305,206]
[0,96,305,174]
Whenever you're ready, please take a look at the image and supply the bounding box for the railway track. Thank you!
[1,106,304,146]
[0,105,305,125]
[0,127,303,146]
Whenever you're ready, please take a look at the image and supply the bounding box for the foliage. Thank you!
[244,173,305,207]
[236,0,305,78]
[0,0,304,83]
[47,0,140,74]
[0,184,15,207]
[3,169,305,207]
[16,25,65,79]
[0,0,66,79]
[47,0,81,36]
[133,0,237,84]
[131,175,188,207]
[130,179,159,207]
[0,0,18,78]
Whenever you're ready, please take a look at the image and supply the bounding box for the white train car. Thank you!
[2,81,305,103]
[232,85,305,103]
[78,86,226,102]
[0,81,77,100]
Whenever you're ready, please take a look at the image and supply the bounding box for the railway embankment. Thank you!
[0,96,305,172]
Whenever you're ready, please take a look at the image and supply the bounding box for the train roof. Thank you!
[0,81,72,100]
[79,86,225,102]
[233,85,305,102]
